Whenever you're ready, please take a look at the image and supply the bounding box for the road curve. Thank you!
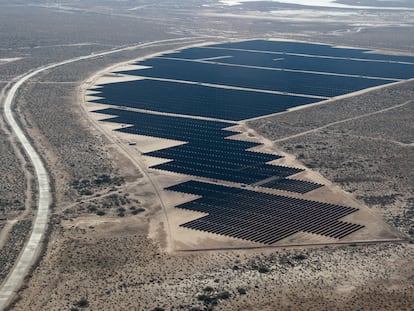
[0,37,204,310]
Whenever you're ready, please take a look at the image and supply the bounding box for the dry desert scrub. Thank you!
[0,219,32,284]
[0,129,25,214]
[14,82,115,203]
[10,220,414,311]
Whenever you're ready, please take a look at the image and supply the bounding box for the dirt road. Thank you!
[0,36,205,310]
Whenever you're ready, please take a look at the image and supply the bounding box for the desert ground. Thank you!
[0,1,413,310]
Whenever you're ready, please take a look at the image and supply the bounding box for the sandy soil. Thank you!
[11,217,414,310]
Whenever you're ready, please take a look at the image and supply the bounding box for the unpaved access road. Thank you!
[0,36,205,310]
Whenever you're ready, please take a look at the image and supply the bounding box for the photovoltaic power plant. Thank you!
[89,39,414,244]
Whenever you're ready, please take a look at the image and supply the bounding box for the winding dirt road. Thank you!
[0,37,205,310]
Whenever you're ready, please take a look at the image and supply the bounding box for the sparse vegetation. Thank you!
[0,131,26,214]
[74,298,89,308]
[131,207,145,215]
[217,291,231,300]
[96,210,105,216]
[293,253,308,261]
[0,220,32,283]
[258,266,270,274]
[237,287,247,295]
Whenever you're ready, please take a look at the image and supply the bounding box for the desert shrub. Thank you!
[95,174,111,185]
[203,286,214,292]
[81,189,93,196]
[197,294,209,301]
[74,298,89,308]
[88,205,97,212]
[197,294,217,305]
[217,291,231,300]
[131,208,145,215]
[293,253,307,261]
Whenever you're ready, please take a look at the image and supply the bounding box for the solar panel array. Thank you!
[86,39,408,244]
[167,181,364,244]
[95,108,320,193]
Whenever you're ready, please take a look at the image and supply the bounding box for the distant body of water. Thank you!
[219,0,414,10]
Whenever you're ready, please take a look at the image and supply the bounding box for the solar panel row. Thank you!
[167,181,364,244]
[153,161,301,185]
[260,178,323,194]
